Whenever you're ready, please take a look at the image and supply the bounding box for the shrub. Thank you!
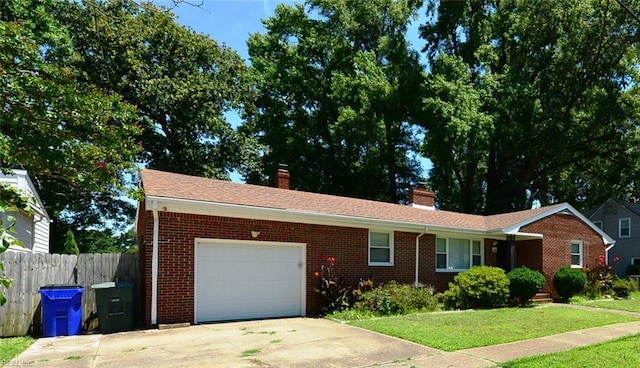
[355,281,439,316]
[584,256,614,298]
[326,308,377,321]
[314,256,353,314]
[508,266,545,305]
[440,266,510,310]
[553,266,586,300]
[612,278,638,298]
[626,264,640,276]
[352,278,374,300]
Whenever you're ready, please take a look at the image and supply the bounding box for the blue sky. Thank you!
[155,0,432,181]
[163,0,283,60]
[163,0,427,61]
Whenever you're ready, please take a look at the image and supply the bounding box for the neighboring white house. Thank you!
[0,170,50,253]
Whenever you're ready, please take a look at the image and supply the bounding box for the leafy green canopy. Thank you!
[0,0,141,251]
[2,0,264,253]
[58,0,262,180]
[420,0,640,213]
[245,0,425,202]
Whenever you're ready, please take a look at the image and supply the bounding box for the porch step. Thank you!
[531,293,553,304]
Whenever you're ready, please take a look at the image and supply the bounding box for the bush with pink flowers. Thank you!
[314,256,353,314]
[583,255,617,298]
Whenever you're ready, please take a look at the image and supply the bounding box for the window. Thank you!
[436,238,482,272]
[593,221,603,230]
[571,240,583,268]
[369,231,393,265]
[619,218,631,238]
[632,258,640,266]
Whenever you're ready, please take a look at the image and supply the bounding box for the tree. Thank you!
[57,0,262,180]
[244,0,425,202]
[421,53,494,213]
[63,229,80,255]
[55,226,136,253]
[1,0,142,248]
[420,0,640,213]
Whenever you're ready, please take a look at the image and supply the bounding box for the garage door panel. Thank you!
[198,296,301,321]
[196,241,304,322]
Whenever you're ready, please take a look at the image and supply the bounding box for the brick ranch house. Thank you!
[136,168,614,326]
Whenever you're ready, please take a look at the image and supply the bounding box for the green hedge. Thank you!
[553,266,586,300]
[440,266,510,309]
[612,278,638,298]
[508,266,545,305]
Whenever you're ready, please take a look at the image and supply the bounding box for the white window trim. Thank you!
[592,220,603,230]
[570,240,584,268]
[619,218,631,238]
[436,237,484,273]
[368,230,394,266]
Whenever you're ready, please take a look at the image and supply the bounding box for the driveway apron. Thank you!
[11,318,442,368]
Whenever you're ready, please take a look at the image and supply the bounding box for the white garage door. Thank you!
[195,239,306,323]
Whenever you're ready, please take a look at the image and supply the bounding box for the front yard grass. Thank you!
[571,291,640,313]
[500,333,640,368]
[0,336,35,362]
[348,306,637,351]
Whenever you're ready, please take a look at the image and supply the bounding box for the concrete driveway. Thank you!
[11,318,442,368]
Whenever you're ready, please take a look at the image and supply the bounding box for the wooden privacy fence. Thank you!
[0,252,138,337]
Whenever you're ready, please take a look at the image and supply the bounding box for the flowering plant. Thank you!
[584,255,618,298]
[314,256,353,314]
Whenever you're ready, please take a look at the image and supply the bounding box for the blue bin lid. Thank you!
[39,285,84,299]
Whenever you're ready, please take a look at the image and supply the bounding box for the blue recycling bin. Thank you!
[39,284,84,337]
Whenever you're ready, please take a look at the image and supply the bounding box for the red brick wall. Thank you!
[516,239,543,271]
[139,209,605,325]
[419,235,453,291]
[140,211,427,325]
[521,213,605,294]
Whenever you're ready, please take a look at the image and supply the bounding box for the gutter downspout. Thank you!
[151,201,159,325]
[415,230,428,286]
[605,240,616,265]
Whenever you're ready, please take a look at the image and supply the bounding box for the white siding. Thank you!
[0,170,50,253]
[32,212,50,253]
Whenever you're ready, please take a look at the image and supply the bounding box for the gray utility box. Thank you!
[92,282,135,333]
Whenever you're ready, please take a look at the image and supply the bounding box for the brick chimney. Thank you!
[409,183,435,209]
[276,163,290,190]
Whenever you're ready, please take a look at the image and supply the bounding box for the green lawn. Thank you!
[349,306,638,351]
[0,336,34,362]
[500,333,640,368]
[571,291,640,313]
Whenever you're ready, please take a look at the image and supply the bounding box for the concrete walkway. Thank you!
[9,304,640,368]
